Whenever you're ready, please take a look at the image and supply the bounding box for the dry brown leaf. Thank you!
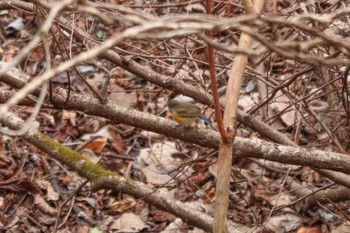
[0,164,17,178]
[34,194,58,216]
[0,174,41,193]
[111,134,127,155]
[297,227,322,233]
[36,180,59,201]
[35,213,56,225]
[1,193,21,213]
[62,110,77,126]
[108,198,136,214]
[265,214,302,232]
[109,212,146,231]
[58,175,73,186]
[85,137,107,154]
[151,209,177,222]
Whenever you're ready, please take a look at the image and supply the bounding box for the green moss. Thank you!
[78,160,116,181]
[27,132,120,181]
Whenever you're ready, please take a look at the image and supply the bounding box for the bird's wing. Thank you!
[174,106,201,117]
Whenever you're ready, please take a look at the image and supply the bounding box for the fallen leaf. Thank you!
[111,134,127,155]
[297,227,322,233]
[151,209,177,222]
[109,213,146,232]
[108,198,136,214]
[85,137,107,153]
[34,194,58,216]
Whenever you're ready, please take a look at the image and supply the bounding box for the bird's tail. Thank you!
[198,115,210,125]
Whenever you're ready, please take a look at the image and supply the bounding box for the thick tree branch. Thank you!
[48,89,350,174]
[1,85,350,176]
[0,110,219,232]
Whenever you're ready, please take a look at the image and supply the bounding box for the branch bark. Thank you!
[1,86,350,176]
[213,1,265,231]
[0,109,219,232]
[30,88,350,174]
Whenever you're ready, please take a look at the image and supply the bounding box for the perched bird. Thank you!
[168,99,209,124]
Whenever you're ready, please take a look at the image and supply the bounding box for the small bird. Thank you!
[168,99,209,124]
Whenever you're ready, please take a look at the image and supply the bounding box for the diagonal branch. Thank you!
[0,109,217,232]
